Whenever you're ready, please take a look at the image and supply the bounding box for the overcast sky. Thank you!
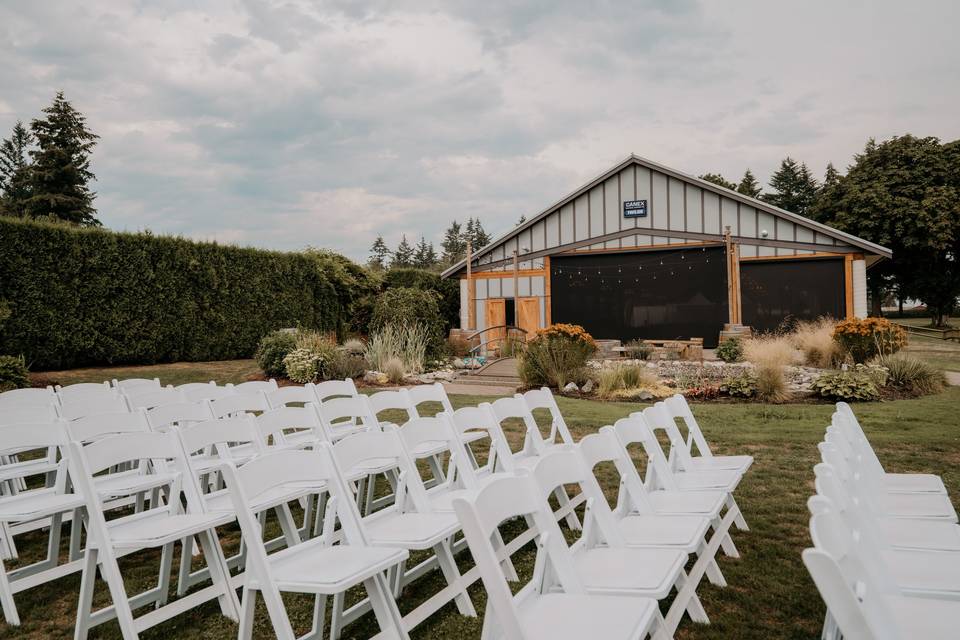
[1,1,957,260]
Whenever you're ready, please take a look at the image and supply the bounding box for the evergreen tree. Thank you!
[391,234,414,269]
[699,173,738,190]
[736,169,763,198]
[0,121,34,217]
[26,91,100,225]
[368,235,391,270]
[516,214,526,226]
[440,220,465,264]
[822,163,842,190]
[763,157,818,216]
[413,236,437,268]
[470,218,491,247]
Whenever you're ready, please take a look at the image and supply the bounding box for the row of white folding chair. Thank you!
[804,403,960,639]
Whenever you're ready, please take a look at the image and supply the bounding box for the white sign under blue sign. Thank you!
[623,199,647,218]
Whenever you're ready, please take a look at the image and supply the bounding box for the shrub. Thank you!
[832,317,907,363]
[518,324,597,389]
[721,372,757,398]
[715,338,743,363]
[446,335,471,357]
[500,335,526,358]
[596,364,671,400]
[255,330,298,378]
[384,357,406,384]
[742,334,796,402]
[792,317,841,368]
[341,338,366,357]
[756,366,791,402]
[877,353,946,396]
[624,339,653,360]
[326,350,368,380]
[283,348,323,384]
[811,367,882,401]
[382,268,460,334]
[0,355,30,392]
[0,216,348,369]
[365,323,430,374]
[370,287,445,356]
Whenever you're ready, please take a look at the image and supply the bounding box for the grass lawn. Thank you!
[6,362,960,639]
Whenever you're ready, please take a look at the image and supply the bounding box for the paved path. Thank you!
[946,371,960,386]
[441,381,516,397]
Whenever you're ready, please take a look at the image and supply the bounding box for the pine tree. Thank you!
[392,234,414,269]
[736,169,762,198]
[0,121,34,217]
[440,220,465,264]
[471,218,491,247]
[763,157,818,216]
[368,235,391,270]
[822,162,842,189]
[516,214,526,226]
[26,91,100,225]
[699,173,737,190]
[413,236,437,268]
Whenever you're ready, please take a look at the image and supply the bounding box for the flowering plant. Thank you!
[832,317,906,363]
[519,323,597,388]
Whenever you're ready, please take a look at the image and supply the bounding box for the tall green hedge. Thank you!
[0,217,346,369]
[382,268,460,333]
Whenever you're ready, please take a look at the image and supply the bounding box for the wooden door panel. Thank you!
[484,299,505,351]
[517,297,540,336]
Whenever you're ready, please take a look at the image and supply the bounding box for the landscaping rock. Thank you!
[637,389,654,401]
[363,370,388,385]
[562,382,580,394]
[452,358,466,369]
[581,379,595,394]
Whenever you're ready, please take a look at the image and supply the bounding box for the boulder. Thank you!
[363,371,388,385]
[637,389,654,401]
[562,382,580,394]
[581,379,595,394]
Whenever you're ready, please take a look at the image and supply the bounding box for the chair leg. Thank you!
[68,509,84,562]
[155,541,175,607]
[196,529,240,621]
[364,574,410,640]
[307,594,328,640]
[553,486,582,531]
[330,591,345,640]
[176,534,194,596]
[673,570,709,624]
[95,547,141,640]
[433,540,476,617]
[74,549,98,640]
[275,504,303,547]
[728,495,749,531]
[238,584,257,640]
[0,554,21,626]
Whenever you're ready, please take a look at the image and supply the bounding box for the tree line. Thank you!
[0,91,99,226]
[368,217,491,271]
[701,137,960,326]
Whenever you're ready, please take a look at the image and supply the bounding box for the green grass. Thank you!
[6,362,960,639]
[902,334,960,372]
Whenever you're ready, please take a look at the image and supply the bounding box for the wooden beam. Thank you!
[512,249,519,325]
[740,252,848,262]
[459,268,546,280]
[544,256,552,327]
[844,254,854,318]
[466,240,475,329]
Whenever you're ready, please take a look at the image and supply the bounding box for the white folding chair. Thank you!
[176,381,235,403]
[265,384,316,409]
[221,448,410,640]
[329,429,476,634]
[67,433,239,639]
[316,395,378,443]
[59,393,130,421]
[530,448,710,635]
[256,405,325,452]
[230,379,278,394]
[659,395,753,474]
[519,387,576,451]
[0,421,84,626]
[0,387,57,408]
[112,378,161,393]
[451,474,670,640]
[208,392,269,419]
[312,378,360,403]
[0,404,61,495]
[125,386,186,410]
[406,382,455,417]
[145,401,214,433]
[55,381,112,399]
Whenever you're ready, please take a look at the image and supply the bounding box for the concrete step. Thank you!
[455,375,521,387]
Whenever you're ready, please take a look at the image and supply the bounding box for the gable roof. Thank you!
[442,153,891,278]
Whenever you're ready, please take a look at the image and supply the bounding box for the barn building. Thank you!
[441,154,891,349]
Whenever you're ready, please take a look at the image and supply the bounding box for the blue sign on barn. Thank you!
[623,199,647,218]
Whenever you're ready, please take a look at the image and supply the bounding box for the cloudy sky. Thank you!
[1,1,957,260]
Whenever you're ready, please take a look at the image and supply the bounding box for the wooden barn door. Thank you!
[485,299,506,351]
[517,297,540,336]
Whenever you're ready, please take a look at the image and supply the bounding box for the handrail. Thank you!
[467,325,528,357]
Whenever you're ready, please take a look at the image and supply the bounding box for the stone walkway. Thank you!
[441,381,516,397]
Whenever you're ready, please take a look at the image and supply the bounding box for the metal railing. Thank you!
[896,323,960,342]
[466,325,528,358]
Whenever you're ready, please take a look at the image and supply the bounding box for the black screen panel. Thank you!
[551,247,728,348]
[740,258,846,333]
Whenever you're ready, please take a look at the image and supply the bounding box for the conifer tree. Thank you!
[392,234,414,268]
[413,236,437,268]
[763,157,818,216]
[440,220,465,264]
[736,169,763,198]
[699,173,737,190]
[0,121,34,217]
[368,235,391,270]
[26,91,100,225]
[470,218,491,247]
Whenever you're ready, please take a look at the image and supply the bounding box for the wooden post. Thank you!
[513,249,520,326]
[724,226,742,325]
[543,255,552,327]
[466,240,475,329]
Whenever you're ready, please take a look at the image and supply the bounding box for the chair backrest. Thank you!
[0,402,59,424]
[176,381,235,403]
[611,413,678,491]
[126,386,187,410]
[579,428,655,515]
[449,404,515,474]
[0,386,57,407]
[663,394,714,458]
[112,377,161,392]
[208,392,269,419]
[146,401,215,432]
[55,381,112,398]
[312,378,359,402]
[66,408,151,443]
[59,393,129,420]
[491,395,547,457]
[0,421,69,489]
[802,549,900,640]
[331,429,429,511]
[255,406,324,448]
[637,402,695,471]
[367,389,415,424]
[520,387,575,446]
[396,414,474,489]
[231,379,279,394]
[265,384,315,408]
[451,474,586,640]
[176,416,264,463]
[316,396,378,436]
[406,382,454,417]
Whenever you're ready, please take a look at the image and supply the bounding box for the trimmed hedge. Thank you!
[382,268,459,333]
[0,217,347,369]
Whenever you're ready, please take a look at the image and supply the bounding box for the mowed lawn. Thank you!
[5,362,960,639]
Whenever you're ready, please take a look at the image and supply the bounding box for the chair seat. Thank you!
[93,470,177,498]
[0,489,85,522]
[573,547,685,598]
[108,511,234,548]
[684,454,753,474]
[883,473,946,494]
[461,430,489,444]
[888,592,960,637]
[0,458,59,483]
[672,469,740,492]
[328,423,367,442]
[884,549,960,595]
[365,512,460,550]
[879,492,958,522]
[645,489,726,518]
[411,439,452,459]
[617,514,710,551]
[205,482,322,514]
[343,458,399,481]
[879,518,960,552]
[517,593,658,640]
[257,538,408,594]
